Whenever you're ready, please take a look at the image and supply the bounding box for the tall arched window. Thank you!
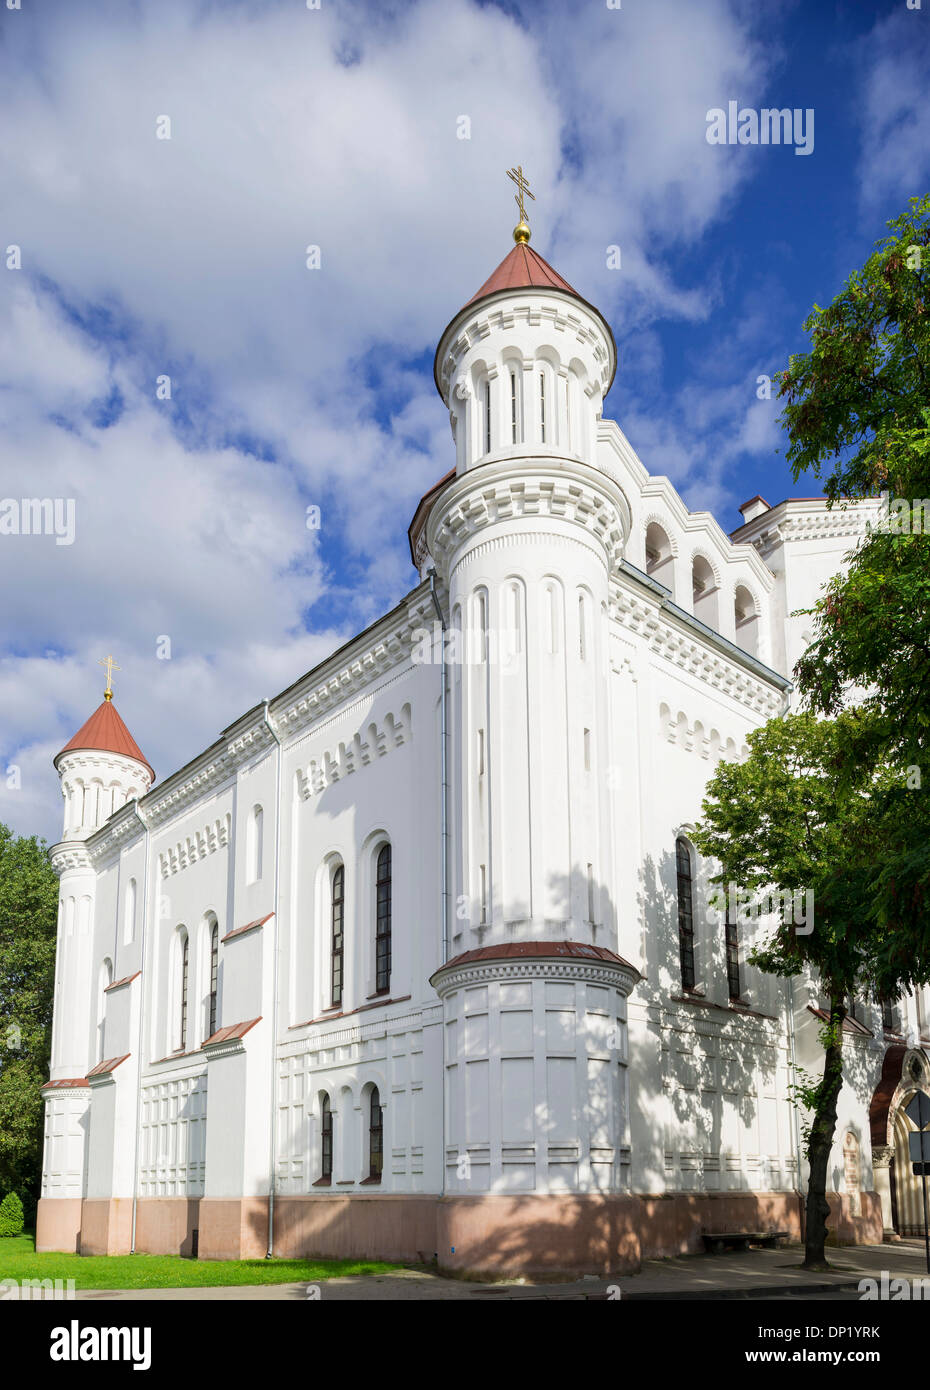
[734,585,759,658]
[247,804,264,884]
[97,958,112,1063]
[331,865,344,1008]
[368,1086,383,1182]
[692,555,719,629]
[208,922,219,1037]
[320,1095,333,1182]
[123,877,136,944]
[178,930,190,1051]
[675,838,696,991]
[376,844,392,994]
[725,905,741,1000]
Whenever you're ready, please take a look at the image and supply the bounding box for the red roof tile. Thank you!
[221,914,273,944]
[202,1017,262,1048]
[466,243,579,307]
[87,1054,130,1077]
[56,699,155,780]
[438,940,638,972]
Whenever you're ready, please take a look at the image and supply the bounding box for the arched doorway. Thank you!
[870,1046,930,1238]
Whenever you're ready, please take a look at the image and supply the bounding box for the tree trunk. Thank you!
[803,994,846,1269]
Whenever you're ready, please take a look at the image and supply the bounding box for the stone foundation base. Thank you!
[32,1189,884,1272]
[197,1198,269,1261]
[273,1195,439,1263]
[134,1198,201,1257]
[79,1198,133,1256]
[35,1197,83,1254]
[825,1191,884,1246]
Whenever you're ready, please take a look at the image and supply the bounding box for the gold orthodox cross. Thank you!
[507,165,535,224]
[99,654,120,700]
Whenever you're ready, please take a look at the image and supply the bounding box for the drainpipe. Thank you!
[129,801,151,1254]
[429,570,450,964]
[263,701,283,1258]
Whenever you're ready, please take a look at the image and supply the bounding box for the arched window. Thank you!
[368,1086,383,1182]
[97,958,112,1063]
[645,522,675,593]
[178,930,190,1051]
[676,838,696,991]
[376,844,392,994]
[123,877,136,945]
[734,585,759,658]
[320,1095,333,1183]
[692,555,719,629]
[208,922,219,1037]
[247,804,264,883]
[725,905,740,1000]
[331,865,344,1008]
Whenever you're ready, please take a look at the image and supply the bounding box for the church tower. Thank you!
[49,668,154,1080]
[419,175,640,1215]
[39,666,153,1253]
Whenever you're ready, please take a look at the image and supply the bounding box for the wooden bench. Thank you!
[701,1231,789,1254]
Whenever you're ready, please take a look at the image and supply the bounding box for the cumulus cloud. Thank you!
[0,0,779,841]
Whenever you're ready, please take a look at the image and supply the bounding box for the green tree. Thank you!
[776,195,930,941]
[0,823,59,1223]
[692,713,927,1269]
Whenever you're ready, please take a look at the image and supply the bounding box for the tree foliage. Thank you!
[693,713,927,1268]
[0,823,59,1222]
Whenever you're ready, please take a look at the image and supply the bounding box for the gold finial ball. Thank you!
[513,220,531,244]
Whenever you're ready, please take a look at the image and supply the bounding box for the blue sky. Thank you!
[1,0,928,843]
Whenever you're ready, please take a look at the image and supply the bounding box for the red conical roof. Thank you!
[55,699,155,780]
[465,242,579,307]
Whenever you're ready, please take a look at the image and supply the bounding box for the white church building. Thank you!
[37,213,930,1275]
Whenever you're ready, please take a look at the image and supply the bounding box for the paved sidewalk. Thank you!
[74,1240,930,1301]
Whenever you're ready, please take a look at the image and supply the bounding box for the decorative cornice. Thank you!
[48,841,92,876]
[427,460,630,575]
[435,293,614,404]
[610,580,786,717]
[141,717,274,830]
[431,954,640,999]
[85,800,146,867]
[270,589,435,745]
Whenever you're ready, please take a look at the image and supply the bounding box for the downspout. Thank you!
[429,570,450,963]
[129,801,151,1254]
[429,568,450,1206]
[263,701,283,1257]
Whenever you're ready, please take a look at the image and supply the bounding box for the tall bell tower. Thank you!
[419,178,640,1219]
[37,664,153,1253]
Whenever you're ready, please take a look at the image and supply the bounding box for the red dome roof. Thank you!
[465,242,579,307]
[55,699,155,781]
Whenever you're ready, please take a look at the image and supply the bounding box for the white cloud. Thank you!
[0,0,778,842]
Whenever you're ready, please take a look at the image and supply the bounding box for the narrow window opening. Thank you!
[676,838,695,991]
[331,866,344,1008]
[375,844,391,994]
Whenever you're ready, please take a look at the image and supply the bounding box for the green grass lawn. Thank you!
[0,1233,400,1289]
